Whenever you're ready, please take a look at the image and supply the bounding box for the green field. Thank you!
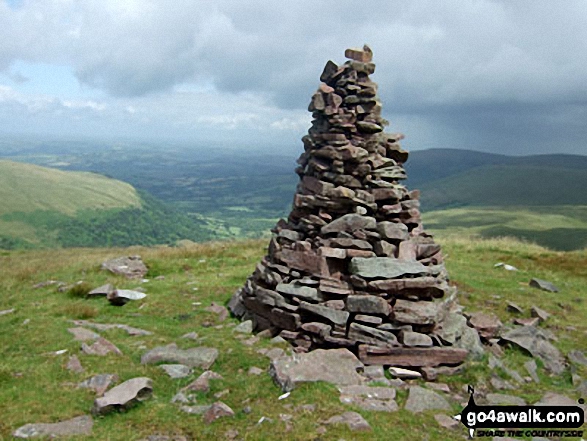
[0,237,585,440]
[424,205,587,251]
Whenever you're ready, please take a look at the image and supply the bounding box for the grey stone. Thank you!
[348,322,398,345]
[88,283,115,297]
[182,370,223,393]
[68,327,100,342]
[350,257,427,279]
[490,375,515,390]
[535,392,579,407]
[92,377,153,415]
[468,312,502,339]
[276,282,323,302]
[299,302,349,326]
[321,213,376,234]
[530,305,550,322]
[203,401,235,424]
[393,299,440,325]
[270,348,364,392]
[529,278,559,293]
[404,386,451,413]
[13,416,93,438]
[160,364,192,379]
[78,374,119,396]
[233,320,253,334]
[501,326,565,374]
[486,393,526,406]
[182,332,199,340]
[339,385,398,412]
[101,255,148,279]
[506,302,524,314]
[66,355,84,373]
[389,367,422,379]
[361,365,386,381]
[71,320,152,336]
[568,350,587,367]
[376,221,409,241]
[180,405,212,415]
[346,295,390,315]
[205,302,229,321]
[437,312,485,359]
[0,308,15,316]
[248,366,264,376]
[141,343,218,369]
[81,338,123,356]
[324,411,371,431]
[107,289,147,306]
[434,413,459,430]
[400,330,433,347]
[524,360,540,383]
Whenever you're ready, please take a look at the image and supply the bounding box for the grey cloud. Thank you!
[1,0,587,155]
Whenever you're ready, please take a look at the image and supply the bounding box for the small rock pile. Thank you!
[230,46,478,371]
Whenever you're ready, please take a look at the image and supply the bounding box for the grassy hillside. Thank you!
[423,205,587,251]
[418,165,587,210]
[0,160,141,216]
[0,161,211,249]
[0,237,585,440]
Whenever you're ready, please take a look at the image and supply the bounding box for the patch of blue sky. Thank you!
[2,60,105,100]
[4,0,23,9]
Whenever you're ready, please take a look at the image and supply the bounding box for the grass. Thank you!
[424,205,587,251]
[0,237,585,440]
[0,159,141,247]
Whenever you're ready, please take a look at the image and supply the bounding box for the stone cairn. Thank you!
[230,46,477,374]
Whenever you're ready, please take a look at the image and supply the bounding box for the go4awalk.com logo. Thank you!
[454,386,585,439]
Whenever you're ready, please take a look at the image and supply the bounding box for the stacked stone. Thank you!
[230,46,473,371]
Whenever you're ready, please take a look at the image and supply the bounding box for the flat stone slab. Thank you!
[404,386,451,413]
[0,308,16,316]
[68,327,100,342]
[324,411,371,431]
[359,345,468,367]
[108,289,147,306]
[203,402,235,424]
[78,374,119,396]
[270,348,364,392]
[350,257,427,279]
[88,283,115,297]
[182,371,223,393]
[141,344,218,369]
[233,320,253,334]
[500,326,565,374]
[529,278,559,292]
[92,377,153,415]
[389,367,422,379]
[72,320,152,336]
[101,255,148,279]
[339,385,398,412]
[13,415,93,438]
[81,338,123,356]
[160,364,192,379]
[66,355,84,373]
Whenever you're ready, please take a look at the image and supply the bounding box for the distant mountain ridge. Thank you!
[405,149,587,209]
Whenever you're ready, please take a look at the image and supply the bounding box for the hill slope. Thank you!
[0,159,141,216]
[0,160,210,249]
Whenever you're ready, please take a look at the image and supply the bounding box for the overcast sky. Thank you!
[1,0,586,155]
